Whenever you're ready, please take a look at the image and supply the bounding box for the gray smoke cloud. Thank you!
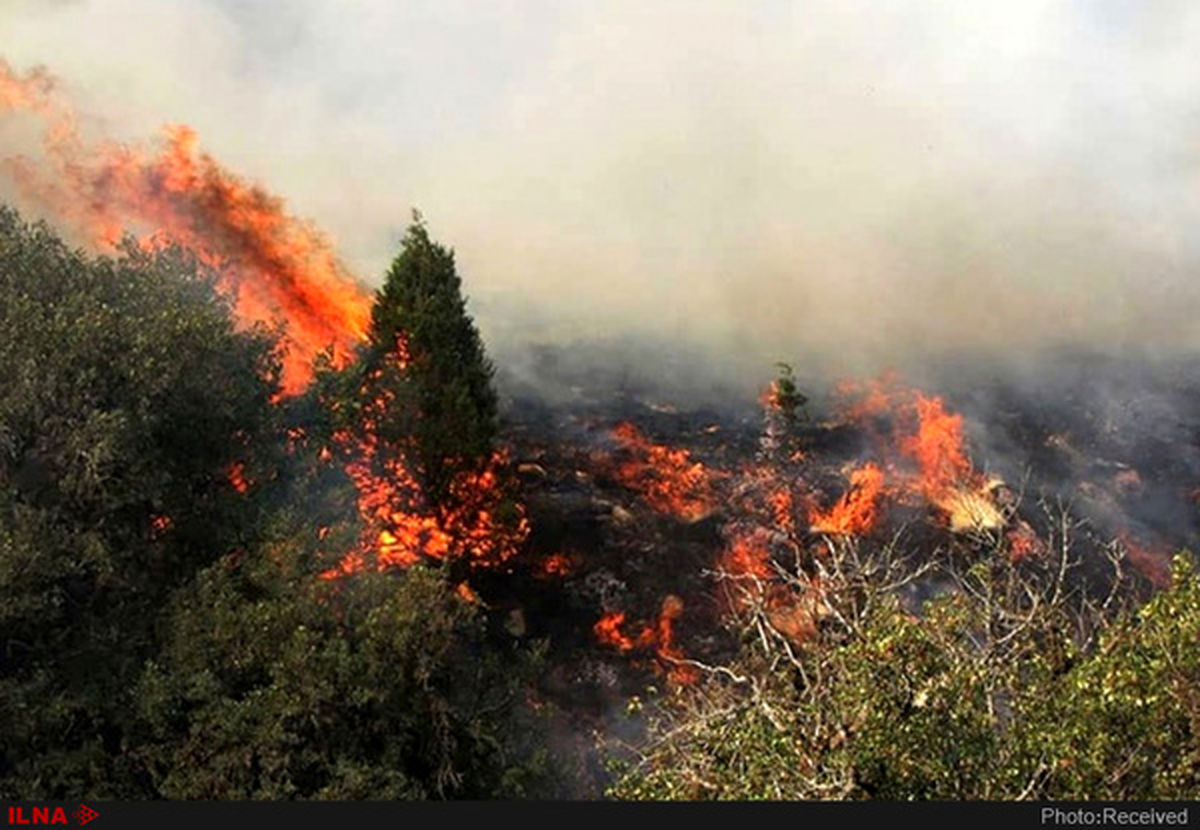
[3,0,1199,391]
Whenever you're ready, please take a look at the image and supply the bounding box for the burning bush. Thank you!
[314,216,528,577]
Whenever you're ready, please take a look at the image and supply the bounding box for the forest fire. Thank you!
[591,597,697,684]
[609,422,718,521]
[0,60,371,394]
[834,376,1004,532]
[320,430,527,578]
[0,59,526,585]
[6,4,1200,798]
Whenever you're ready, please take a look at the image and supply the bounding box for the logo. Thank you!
[6,805,98,826]
[70,806,97,827]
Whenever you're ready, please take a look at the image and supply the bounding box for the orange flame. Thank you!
[834,370,903,423]
[594,611,636,653]
[592,597,697,684]
[899,394,973,501]
[0,60,371,394]
[455,581,482,605]
[808,462,886,536]
[835,373,1002,531]
[610,422,717,521]
[540,553,573,577]
[654,594,697,684]
[0,62,530,581]
[149,513,172,540]
[720,529,774,579]
[1007,523,1043,563]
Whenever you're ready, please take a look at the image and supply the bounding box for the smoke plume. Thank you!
[2,1,1199,391]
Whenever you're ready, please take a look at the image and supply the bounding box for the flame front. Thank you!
[0,60,371,394]
[835,376,1004,532]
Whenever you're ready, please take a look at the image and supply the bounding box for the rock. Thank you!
[517,462,548,480]
[611,504,635,526]
[505,608,527,637]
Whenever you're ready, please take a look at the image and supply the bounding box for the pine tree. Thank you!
[365,211,499,510]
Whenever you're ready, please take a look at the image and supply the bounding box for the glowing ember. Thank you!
[149,514,172,540]
[0,60,372,394]
[1007,522,1043,563]
[455,581,482,605]
[610,422,717,521]
[227,462,249,493]
[594,611,635,653]
[540,553,573,577]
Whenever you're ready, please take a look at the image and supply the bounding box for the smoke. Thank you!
[3,1,1200,391]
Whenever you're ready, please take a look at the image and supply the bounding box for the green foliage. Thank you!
[0,206,557,799]
[0,207,281,796]
[1041,555,1200,797]
[769,363,807,423]
[133,534,559,799]
[610,536,1200,801]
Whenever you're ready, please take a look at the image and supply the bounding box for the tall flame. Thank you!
[0,59,529,582]
[900,394,972,502]
[835,375,1003,532]
[0,60,371,393]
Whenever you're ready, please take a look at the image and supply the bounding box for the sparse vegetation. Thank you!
[607,510,1200,800]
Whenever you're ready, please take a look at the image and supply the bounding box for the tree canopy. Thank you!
[0,206,555,799]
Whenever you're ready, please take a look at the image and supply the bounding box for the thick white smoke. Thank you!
[3,1,1199,389]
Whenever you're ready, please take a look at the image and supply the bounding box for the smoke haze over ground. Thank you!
[3,1,1200,392]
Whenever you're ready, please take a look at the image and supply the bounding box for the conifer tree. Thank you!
[365,211,499,511]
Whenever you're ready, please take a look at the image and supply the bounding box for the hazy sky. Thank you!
[3,1,1199,382]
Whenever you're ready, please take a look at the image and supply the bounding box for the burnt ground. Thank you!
[475,349,1200,795]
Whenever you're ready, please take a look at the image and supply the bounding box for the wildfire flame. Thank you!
[0,59,371,394]
[835,375,1004,532]
[540,553,573,577]
[227,462,250,494]
[1117,531,1172,590]
[610,422,717,522]
[592,596,697,684]
[593,611,636,653]
[808,462,886,536]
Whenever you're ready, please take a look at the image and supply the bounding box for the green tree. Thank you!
[315,213,524,574]
[365,212,498,510]
[0,207,282,796]
[133,522,561,799]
